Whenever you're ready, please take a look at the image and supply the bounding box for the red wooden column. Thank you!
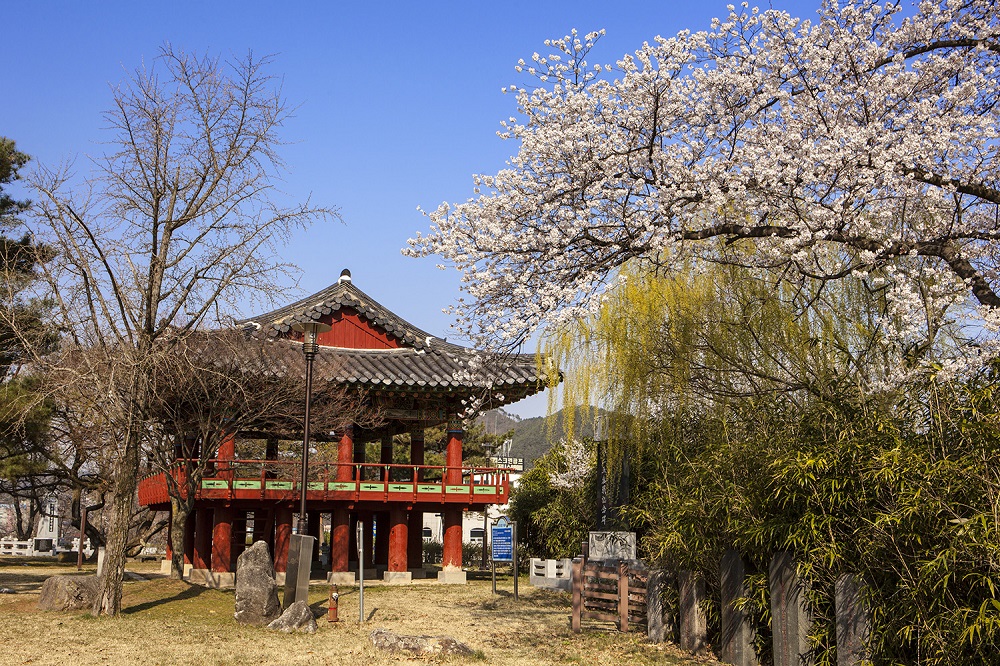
[446,418,463,485]
[337,425,354,481]
[331,509,350,577]
[441,418,465,581]
[442,508,463,572]
[388,507,408,576]
[273,505,293,573]
[193,508,212,570]
[408,429,425,571]
[217,432,236,482]
[212,506,234,573]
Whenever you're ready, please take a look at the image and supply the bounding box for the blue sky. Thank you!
[3,0,823,417]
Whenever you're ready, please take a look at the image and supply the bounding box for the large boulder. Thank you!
[37,575,100,611]
[267,600,317,634]
[370,628,474,656]
[233,540,281,626]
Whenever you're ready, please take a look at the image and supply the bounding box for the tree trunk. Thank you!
[93,425,141,616]
[169,496,192,579]
[94,362,147,617]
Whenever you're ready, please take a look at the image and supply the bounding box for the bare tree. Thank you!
[142,330,376,579]
[27,46,336,615]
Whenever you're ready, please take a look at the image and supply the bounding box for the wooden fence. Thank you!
[570,557,648,632]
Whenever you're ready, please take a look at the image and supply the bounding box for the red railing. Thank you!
[137,459,514,507]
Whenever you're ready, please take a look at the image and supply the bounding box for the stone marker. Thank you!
[678,570,707,654]
[770,552,813,666]
[646,569,675,644]
[370,628,474,656]
[234,540,281,626]
[267,599,317,633]
[835,574,870,666]
[37,575,100,611]
[720,549,759,666]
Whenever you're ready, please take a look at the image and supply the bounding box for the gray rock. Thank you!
[234,541,281,626]
[370,628,474,656]
[37,575,100,611]
[267,599,317,634]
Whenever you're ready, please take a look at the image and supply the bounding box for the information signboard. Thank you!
[491,517,514,563]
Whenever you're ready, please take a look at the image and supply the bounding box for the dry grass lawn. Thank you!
[0,559,719,665]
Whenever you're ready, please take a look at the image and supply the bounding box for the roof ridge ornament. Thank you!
[338,268,352,284]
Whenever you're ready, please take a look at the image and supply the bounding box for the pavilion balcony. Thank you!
[137,460,512,508]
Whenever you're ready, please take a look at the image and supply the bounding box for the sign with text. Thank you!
[490,456,525,471]
[491,517,514,562]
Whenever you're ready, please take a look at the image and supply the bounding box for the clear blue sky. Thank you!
[3,0,823,418]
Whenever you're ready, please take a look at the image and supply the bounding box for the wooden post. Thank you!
[571,557,583,633]
[442,508,463,571]
[446,417,463,485]
[388,507,408,572]
[337,425,353,481]
[331,508,350,574]
[211,506,234,572]
[618,560,629,632]
[273,506,293,573]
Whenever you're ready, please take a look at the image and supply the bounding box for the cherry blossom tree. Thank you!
[408,0,1000,369]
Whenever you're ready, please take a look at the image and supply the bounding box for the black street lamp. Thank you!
[283,319,331,608]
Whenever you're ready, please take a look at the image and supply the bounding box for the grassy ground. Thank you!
[0,559,720,666]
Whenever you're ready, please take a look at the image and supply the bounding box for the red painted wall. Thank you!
[289,308,401,349]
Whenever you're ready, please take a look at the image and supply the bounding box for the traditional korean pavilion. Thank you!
[137,270,548,585]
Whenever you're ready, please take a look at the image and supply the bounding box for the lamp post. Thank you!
[283,319,331,608]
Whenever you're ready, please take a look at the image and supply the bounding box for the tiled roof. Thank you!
[238,276,435,350]
[238,274,551,402]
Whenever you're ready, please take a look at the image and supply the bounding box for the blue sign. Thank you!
[491,517,514,562]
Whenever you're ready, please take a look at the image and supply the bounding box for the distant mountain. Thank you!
[478,406,604,468]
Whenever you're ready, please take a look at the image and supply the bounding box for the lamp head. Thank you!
[291,320,332,357]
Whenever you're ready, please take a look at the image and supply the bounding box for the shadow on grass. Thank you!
[122,582,210,615]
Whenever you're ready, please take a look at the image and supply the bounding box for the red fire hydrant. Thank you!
[328,585,339,623]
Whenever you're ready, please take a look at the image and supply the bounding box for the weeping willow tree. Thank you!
[541,258,1000,665]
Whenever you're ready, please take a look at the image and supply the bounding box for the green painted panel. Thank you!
[388,484,414,493]
[359,483,383,492]
[445,485,469,494]
[202,479,228,489]
[306,482,325,491]
[328,482,356,491]
[473,486,497,495]
[233,480,261,490]
[265,481,293,490]
[417,484,442,493]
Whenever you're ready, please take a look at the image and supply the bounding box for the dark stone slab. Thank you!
[678,570,707,654]
[721,549,759,666]
[835,574,870,665]
[769,552,813,666]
